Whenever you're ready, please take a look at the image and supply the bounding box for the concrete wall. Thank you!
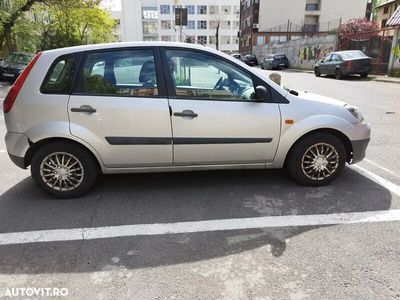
[253,34,337,70]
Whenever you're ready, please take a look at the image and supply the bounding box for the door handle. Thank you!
[71,105,96,114]
[173,110,198,118]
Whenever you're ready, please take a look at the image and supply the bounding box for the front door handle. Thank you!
[173,110,198,118]
[71,105,96,114]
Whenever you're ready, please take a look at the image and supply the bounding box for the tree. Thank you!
[0,0,115,53]
[339,18,380,40]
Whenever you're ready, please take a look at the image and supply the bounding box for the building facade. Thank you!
[120,0,240,53]
[239,0,370,54]
[375,0,400,28]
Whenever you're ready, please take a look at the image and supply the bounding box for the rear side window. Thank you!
[41,54,76,94]
[75,49,158,97]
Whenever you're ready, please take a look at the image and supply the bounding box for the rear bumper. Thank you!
[5,132,30,169]
[350,138,370,164]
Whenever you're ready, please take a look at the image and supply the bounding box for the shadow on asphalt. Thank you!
[0,167,392,274]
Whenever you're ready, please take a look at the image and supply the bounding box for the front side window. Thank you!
[165,50,255,101]
[41,54,76,94]
[77,49,158,97]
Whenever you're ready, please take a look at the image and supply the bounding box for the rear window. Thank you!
[340,51,369,59]
[274,55,286,60]
[5,53,34,64]
[41,54,77,94]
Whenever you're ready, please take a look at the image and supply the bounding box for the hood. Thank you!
[295,90,346,107]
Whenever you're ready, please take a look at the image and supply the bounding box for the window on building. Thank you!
[161,35,172,41]
[185,35,195,43]
[77,49,158,97]
[172,5,182,14]
[233,36,239,45]
[142,7,158,19]
[209,35,216,45]
[197,35,207,45]
[209,5,219,14]
[381,19,387,27]
[221,21,231,29]
[221,36,231,44]
[257,36,265,45]
[143,21,158,34]
[305,4,319,11]
[161,20,172,30]
[221,6,231,15]
[233,6,240,16]
[187,20,196,29]
[383,6,389,14]
[209,20,218,29]
[197,20,207,29]
[197,5,207,14]
[165,49,256,101]
[233,21,240,29]
[160,5,170,14]
[186,5,195,14]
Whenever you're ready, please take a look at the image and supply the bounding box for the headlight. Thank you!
[346,106,365,123]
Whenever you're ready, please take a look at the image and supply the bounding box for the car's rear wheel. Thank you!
[314,67,321,77]
[360,72,369,78]
[335,69,343,80]
[286,133,347,186]
[31,141,99,198]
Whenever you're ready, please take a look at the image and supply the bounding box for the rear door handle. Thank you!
[71,105,96,114]
[173,110,198,118]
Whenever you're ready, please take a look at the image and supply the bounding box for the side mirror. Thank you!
[254,85,269,102]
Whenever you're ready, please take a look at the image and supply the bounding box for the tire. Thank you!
[314,67,321,77]
[360,72,368,78]
[335,69,343,80]
[286,133,347,186]
[31,141,99,198]
[261,64,265,70]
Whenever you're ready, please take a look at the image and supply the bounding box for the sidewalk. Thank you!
[284,68,400,84]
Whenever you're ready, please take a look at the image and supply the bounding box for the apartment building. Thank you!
[120,0,240,52]
[375,0,400,28]
[239,0,369,54]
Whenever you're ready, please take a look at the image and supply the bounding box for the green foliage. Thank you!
[393,42,400,60]
[1,0,116,54]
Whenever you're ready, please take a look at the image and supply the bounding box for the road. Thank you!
[0,73,400,299]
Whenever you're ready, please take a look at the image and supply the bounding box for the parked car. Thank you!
[314,50,372,79]
[261,54,289,70]
[0,52,34,82]
[3,42,370,198]
[230,53,242,60]
[242,54,258,66]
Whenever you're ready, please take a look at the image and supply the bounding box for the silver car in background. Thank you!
[4,42,371,198]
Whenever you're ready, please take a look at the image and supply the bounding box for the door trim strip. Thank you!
[105,137,273,145]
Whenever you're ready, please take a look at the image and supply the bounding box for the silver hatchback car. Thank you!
[4,42,370,198]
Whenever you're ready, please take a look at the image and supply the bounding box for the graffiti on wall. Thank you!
[298,45,333,64]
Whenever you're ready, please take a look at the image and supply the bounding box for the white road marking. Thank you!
[364,159,400,179]
[350,164,400,197]
[1,209,400,246]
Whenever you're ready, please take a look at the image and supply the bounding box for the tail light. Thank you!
[3,52,42,113]
[344,60,352,68]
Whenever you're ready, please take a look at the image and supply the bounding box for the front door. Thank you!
[68,47,172,168]
[163,48,281,165]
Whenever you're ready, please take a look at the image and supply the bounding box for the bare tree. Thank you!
[210,4,226,51]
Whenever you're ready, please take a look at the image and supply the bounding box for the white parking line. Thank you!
[364,159,400,179]
[0,209,400,246]
[350,164,400,197]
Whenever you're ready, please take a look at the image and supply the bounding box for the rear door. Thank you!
[163,48,281,165]
[68,47,173,168]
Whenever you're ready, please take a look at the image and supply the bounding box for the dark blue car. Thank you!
[0,52,34,82]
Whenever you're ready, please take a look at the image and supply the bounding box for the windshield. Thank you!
[340,51,369,60]
[5,53,34,64]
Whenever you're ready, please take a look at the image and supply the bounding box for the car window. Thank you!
[41,54,76,94]
[274,55,286,60]
[322,55,332,62]
[340,51,369,59]
[77,49,158,97]
[331,54,340,62]
[5,53,33,64]
[165,49,256,101]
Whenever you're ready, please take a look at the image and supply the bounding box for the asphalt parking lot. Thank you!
[0,73,400,299]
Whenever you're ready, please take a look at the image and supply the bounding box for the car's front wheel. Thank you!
[360,72,369,78]
[314,67,321,77]
[286,133,347,186]
[335,69,343,80]
[31,141,99,198]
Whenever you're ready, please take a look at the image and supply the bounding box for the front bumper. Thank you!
[351,138,370,164]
